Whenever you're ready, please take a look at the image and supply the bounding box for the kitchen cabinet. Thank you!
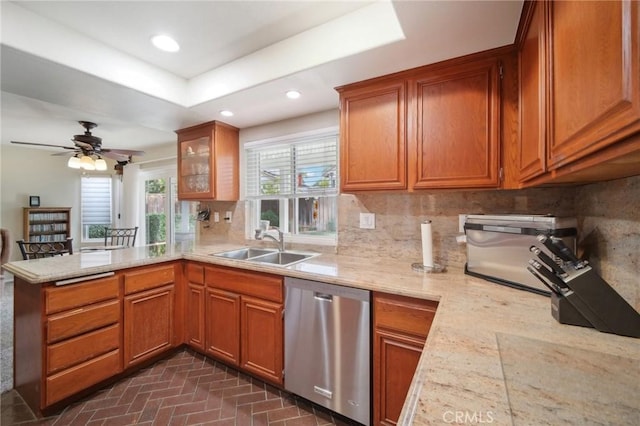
[205,287,240,365]
[373,293,438,426]
[123,264,178,368]
[517,0,547,181]
[338,79,407,191]
[337,48,507,192]
[14,273,122,413]
[517,0,640,185]
[23,207,71,242]
[241,295,283,384]
[409,57,501,188]
[176,120,239,201]
[185,263,205,351]
[204,265,284,386]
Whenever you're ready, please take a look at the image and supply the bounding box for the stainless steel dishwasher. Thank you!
[284,277,370,425]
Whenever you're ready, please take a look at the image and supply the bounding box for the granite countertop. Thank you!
[4,243,640,425]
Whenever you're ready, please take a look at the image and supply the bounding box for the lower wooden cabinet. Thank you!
[205,287,240,365]
[185,263,205,351]
[373,292,438,425]
[122,264,178,368]
[123,284,175,367]
[241,295,283,384]
[203,265,284,386]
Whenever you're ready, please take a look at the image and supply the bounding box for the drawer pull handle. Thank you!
[55,272,115,286]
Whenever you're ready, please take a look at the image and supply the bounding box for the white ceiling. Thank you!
[1,0,524,155]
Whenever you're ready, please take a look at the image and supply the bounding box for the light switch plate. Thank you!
[213,212,220,223]
[225,211,232,223]
[359,212,375,229]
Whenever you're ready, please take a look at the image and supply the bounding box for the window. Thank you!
[81,176,112,241]
[245,130,338,245]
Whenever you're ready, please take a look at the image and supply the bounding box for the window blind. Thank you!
[246,134,338,199]
[81,176,112,224]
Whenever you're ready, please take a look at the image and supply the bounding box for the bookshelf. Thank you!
[23,207,71,242]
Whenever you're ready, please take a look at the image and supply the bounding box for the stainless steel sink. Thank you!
[212,247,276,260]
[250,252,314,266]
[212,248,317,267]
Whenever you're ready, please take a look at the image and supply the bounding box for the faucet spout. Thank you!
[254,227,285,251]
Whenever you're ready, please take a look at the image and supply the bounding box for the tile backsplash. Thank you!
[201,175,639,310]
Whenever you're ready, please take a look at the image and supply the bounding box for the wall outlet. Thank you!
[213,211,220,223]
[459,214,468,233]
[225,211,232,223]
[359,212,376,229]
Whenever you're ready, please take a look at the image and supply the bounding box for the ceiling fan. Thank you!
[11,121,145,170]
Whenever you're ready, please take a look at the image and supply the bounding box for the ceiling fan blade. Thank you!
[100,151,134,161]
[51,151,77,157]
[11,141,76,150]
[101,148,145,156]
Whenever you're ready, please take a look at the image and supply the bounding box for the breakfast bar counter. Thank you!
[4,242,639,424]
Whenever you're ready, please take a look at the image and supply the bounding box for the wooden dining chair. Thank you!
[104,226,138,247]
[16,238,74,260]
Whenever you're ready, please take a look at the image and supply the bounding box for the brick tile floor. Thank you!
[1,349,360,425]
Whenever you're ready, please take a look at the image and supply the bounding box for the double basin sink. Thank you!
[212,247,317,267]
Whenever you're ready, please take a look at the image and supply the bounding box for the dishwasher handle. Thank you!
[314,292,333,302]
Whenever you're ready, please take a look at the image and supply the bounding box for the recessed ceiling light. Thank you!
[220,110,234,117]
[151,35,180,52]
[286,90,301,99]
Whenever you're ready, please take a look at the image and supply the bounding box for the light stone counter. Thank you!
[4,243,640,425]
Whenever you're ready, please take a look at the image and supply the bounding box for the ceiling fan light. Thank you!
[67,156,81,169]
[94,158,108,171]
[80,155,96,170]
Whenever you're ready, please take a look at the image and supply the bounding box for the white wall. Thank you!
[1,145,82,260]
[0,142,177,261]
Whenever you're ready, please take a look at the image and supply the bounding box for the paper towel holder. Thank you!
[412,262,446,273]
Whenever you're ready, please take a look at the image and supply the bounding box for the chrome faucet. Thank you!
[255,227,285,252]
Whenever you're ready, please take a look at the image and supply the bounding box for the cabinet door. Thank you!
[178,136,213,199]
[518,0,547,181]
[123,284,175,368]
[186,283,205,351]
[176,121,239,201]
[410,58,501,189]
[373,330,425,426]
[339,80,407,191]
[241,295,283,386]
[205,288,240,366]
[548,0,640,169]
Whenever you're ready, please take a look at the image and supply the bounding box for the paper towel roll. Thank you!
[421,221,433,268]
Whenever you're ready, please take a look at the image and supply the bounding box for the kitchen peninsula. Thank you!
[4,243,639,425]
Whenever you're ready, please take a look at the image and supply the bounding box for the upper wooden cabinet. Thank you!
[176,120,239,201]
[517,0,547,181]
[409,57,501,189]
[517,0,640,185]
[337,49,506,192]
[548,0,640,169]
[338,79,407,191]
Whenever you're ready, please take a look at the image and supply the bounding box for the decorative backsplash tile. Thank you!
[202,176,639,310]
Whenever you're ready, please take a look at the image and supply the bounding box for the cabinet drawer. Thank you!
[47,300,120,344]
[124,264,175,294]
[374,293,438,339]
[45,276,119,315]
[46,349,121,406]
[186,262,204,284]
[205,266,283,303]
[47,324,120,375]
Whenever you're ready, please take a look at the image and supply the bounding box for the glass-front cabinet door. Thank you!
[179,136,212,198]
[176,120,239,201]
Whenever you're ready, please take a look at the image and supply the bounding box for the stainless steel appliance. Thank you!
[284,277,370,425]
[464,214,577,295]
